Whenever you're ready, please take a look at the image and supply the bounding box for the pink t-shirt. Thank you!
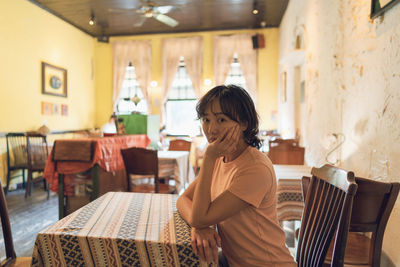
[211,146,296,267]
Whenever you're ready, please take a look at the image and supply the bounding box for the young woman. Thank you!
[177,85,296,267]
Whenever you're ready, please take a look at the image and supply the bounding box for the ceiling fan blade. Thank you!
[154,14,178,27]
[154,5,175,14]
[134,16,147,27]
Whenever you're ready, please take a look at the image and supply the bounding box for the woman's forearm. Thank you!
[176,195,193,226]
[191,154,217,228]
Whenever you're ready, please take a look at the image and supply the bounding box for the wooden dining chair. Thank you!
[0,181,32,267]
[296,164,358,267]
[5,133,28,194]
[121,147,176,194]
[25,133,50,198]
[301,176,400,267]
[169,139,192,152]
[268,138,305,165]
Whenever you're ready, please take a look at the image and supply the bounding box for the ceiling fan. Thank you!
[111,0,179,28]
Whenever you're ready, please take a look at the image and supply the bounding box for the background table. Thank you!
[31,192,211,267]
[274,164,311,221]
[158,150,196,194]
[44,135,150,217]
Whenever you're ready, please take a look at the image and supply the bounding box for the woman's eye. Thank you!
[218,118,226,123]
[201,118,209,123]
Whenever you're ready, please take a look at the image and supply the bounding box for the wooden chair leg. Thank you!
[5,170,11,195]
[25,171,33,198]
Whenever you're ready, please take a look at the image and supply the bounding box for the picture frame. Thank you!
[41,62,67,97]
[371,0,400,18]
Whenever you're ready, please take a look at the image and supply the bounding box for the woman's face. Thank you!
[201,100,244,143]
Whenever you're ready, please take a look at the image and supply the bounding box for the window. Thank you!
[116,62,148,115]
[224,53,247,90]
[165,57,200,136]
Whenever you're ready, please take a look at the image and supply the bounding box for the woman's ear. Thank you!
[240,121,248,131]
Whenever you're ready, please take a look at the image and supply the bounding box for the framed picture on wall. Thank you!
[41,62,67,97]
[371,0,400,18]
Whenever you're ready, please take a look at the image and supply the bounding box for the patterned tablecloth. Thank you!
[32,192,211,267]
[273,164,312,221]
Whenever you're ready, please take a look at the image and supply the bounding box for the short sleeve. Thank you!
[227,164,274,208]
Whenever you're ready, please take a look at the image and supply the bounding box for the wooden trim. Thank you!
[0,129,93,137]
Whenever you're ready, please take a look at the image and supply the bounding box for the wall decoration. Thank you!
[41,102,52,115]
[281,71,287,103]
[371,0,400,18]
[41,62,67,97]
[61,104,69,116]
[53,103,60,115]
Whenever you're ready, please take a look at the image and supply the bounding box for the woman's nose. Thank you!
[208,121,219,134]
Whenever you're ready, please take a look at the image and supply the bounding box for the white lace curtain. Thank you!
[161,36,203,122]
[112,40,152,113]
[214,34,258,103]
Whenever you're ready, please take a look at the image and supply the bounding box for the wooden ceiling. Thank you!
[28,0,289,37]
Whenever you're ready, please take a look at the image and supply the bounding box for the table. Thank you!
[43,135,151,218]
[158,151,196,194]
[31,192,211,267]
[273,164,312,221]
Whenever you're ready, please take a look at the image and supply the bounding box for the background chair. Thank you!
[302,176,400,267]
[5,133,27,194]
[296,164,358,267]
[268,138,305,165]
[25,133,49,198]
[121,147,176,194]
[169,139,192,152]
[0,181,32,266]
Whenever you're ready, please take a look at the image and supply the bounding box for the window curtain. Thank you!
[214,34,258,104]
[112,40,152,113]
[161,36,203,123]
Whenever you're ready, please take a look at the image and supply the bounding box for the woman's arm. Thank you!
[176,179,197,226]
[191,125,250,228]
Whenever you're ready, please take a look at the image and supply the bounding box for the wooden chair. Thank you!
[5,133,27,194]
[302,176,400,267]
[25,133,49,198]
[169,139,192,152]
[268,138,305,165]
[296,164,358,267]
[121,147,176,194]
[0,181,32,266]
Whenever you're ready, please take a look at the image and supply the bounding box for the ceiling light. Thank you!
[252,0,259,15]
[89,12,95,26]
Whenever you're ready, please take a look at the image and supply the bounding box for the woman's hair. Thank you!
[196,84,262,149]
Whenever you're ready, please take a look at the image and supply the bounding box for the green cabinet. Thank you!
[118,114,160,149]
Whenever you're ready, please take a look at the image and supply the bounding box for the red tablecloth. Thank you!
[44,135,150,195]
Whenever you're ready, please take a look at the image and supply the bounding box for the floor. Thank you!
[0,183,297,260]
[1,183,58,259]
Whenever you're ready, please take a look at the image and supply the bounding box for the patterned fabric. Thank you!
[274,165,312,221]
[32,192,212,267]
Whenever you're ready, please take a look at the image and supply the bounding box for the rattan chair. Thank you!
[5,133,27,194]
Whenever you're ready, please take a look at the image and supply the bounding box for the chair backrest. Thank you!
[169,139,191,152]
[268,138,304,165]
[6,133,27,169]
[296,164,358,267]
[26,133,49,171]
[0,180,17,265]
[120,147,160,193]
[301,175,399,266]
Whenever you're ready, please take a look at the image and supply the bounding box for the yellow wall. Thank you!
[0,0,96,132]
[0,0,95,184]
[94,29,279,131]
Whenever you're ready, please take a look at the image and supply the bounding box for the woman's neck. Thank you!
[223,140,248,163]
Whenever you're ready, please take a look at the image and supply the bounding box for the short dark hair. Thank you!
[196,84,262,148]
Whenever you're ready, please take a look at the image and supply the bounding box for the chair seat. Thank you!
[7,257,32,267]
[324,232,371,266]
[132,183,176,194]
